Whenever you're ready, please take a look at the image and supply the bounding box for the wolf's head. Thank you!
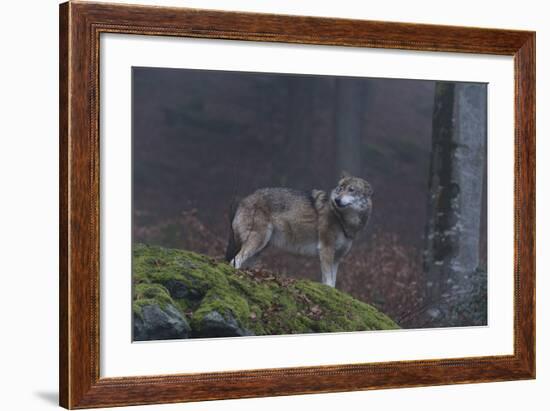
[330,171,373,212]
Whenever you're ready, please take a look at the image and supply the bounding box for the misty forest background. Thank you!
[133,67,487,329]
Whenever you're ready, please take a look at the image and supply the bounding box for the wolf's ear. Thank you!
[340,170,351,180]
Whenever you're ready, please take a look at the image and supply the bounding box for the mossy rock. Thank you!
[133,244,399,340]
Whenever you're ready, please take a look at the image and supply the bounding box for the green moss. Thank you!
[132,244,399,336]
[293,281,399,332]
[132,283,175,318]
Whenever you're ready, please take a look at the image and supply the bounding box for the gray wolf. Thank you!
[225,172,373,287]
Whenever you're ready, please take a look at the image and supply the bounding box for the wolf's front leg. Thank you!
[319,246,337,287]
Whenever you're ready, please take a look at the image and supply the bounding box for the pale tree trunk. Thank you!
[423,82,487,319]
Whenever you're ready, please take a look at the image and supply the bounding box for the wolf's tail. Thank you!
[225,198,241,263]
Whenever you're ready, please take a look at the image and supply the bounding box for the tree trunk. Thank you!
[335,78,365,176]
[423,82,487,308]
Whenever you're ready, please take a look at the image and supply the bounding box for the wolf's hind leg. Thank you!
[231,224,272,269]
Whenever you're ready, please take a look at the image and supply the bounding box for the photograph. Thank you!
[0,0,542,409]
[131,67,488,341]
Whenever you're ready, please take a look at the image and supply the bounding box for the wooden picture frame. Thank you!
[59,1,535,408]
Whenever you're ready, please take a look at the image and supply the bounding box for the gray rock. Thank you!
[134,303,191,341]
[193,310,253,338]
[410,268,487,328]
[164,279,204,301]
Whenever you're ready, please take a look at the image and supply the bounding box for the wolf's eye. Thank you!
[348,187,355,193]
